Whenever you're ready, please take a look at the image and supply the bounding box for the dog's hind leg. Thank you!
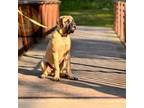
[40,61,53,78]
[40,61,46,72]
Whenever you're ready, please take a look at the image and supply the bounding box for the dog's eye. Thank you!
[66,19,70,23]
[64,20,70,24]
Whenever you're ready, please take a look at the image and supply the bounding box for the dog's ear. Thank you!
[56,16,63,28]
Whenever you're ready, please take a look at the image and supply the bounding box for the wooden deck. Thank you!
[18,26,126,107]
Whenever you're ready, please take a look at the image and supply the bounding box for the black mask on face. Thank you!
[65,21,76,34]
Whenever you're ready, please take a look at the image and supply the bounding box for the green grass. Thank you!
[60,0,114,27]
[60,0,114,11]
[61,10,114,27]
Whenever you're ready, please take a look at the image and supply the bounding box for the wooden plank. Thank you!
[18,26,126,98]
[18,37,23,50]
[27,5,34,46]
[117,1,121,37]
[47,4,53,31]
[123,2,126,43]
[120,2,125,43]
[19,6,28,50]
[52,4,57,27]
[56,4,60,20]
[41,4,46,33]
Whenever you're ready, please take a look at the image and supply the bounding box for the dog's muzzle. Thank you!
[66,23,76,34]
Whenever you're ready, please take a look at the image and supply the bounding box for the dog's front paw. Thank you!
[40,73,48,79]
[53,75,60,81]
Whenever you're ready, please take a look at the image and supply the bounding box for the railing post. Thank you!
[117,1,121,37]
[27,5,33,47]
[123,2,126,43]
[41,1,61,36]
[120,2,125,43]
[19,6,28,51]
[114,0,126,45]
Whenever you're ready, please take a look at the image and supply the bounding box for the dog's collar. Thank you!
[56,29,67,37]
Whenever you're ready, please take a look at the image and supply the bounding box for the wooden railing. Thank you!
[114,1,126,45]
[18,0,60,56]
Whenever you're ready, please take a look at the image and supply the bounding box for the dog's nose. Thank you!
[73,25,76,30]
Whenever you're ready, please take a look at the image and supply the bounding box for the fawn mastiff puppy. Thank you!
[40,16,77,81]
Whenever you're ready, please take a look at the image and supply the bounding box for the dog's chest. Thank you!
[60,37,71,51]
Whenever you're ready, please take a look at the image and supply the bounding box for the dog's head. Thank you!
[57,16,76,34]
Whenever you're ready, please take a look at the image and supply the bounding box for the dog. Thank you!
[40,16,77,81]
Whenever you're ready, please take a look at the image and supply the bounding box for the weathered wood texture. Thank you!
[114,1,126,45]
[18,0,60,55]
[18,26,126,98]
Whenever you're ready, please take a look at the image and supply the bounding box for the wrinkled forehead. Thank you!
[60,16,73,22]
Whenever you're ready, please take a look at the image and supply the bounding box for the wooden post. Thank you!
[52,4,58,27]
[45,4,49,32]
[27,5,34,47]
[123,2,126,43]
[120,2,124,43]
[41,1,60,36]
[38,4,43,38]
[56,4,60,24]
[18,0,61,55]
[18,8,23,50]
[19,6,28,50]
[41,4,46,33]
[114,2,116,32]
[117,1,121,37]
[51,4,55,28]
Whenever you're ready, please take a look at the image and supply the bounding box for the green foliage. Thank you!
[60,0,114,11]
[60,0,114,27]
[61,10,114,27]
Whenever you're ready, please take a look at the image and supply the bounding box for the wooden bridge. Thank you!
[18,26,126,108]
[18,0,126,108]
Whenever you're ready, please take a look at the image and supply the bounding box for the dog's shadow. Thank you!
[18,61,74,80]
